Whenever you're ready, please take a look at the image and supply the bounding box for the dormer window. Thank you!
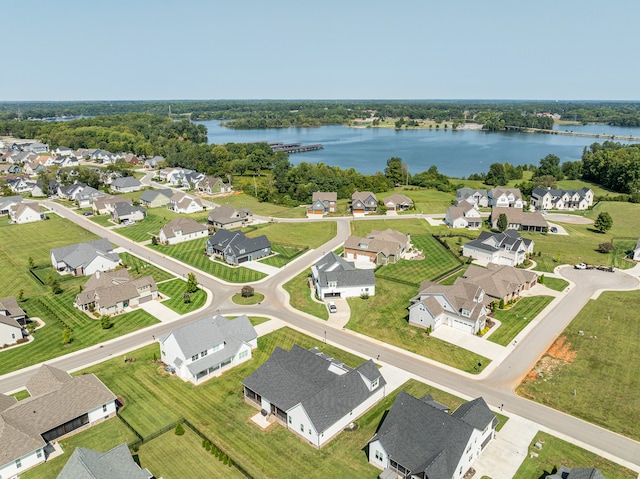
[371,377,379,389]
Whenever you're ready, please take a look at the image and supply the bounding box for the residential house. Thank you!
[160,315,257,385]
[408,280,488,334]
[7,176,33,193]
[0,364,116,479]
[488,187,524,208]
[7,151,38,165]
[307,192,337,218]
[368,391,497,479]
[462,263,538,303]
[57,182,87,201]
[75,270,158,316]
[92,195,132,215]
[546,466,606,479]
[206,229,271,264]
[196,175,232,195]
[112,202,146,223]
[169,192,204,214]
[143,155,164,169]
[159,217,208,245]
[462,230,534,266]
[139,188,173,208]
[9,203,44,224]
[343,229,410,266]
[25,142,49,153]
[382,193,413,211]
[53,146,74,156]
[456,187,489,208]
[311,252,376,299]
[490,207,548,232]
[0,163,21,175]
[351,191,378,215]
[530,187,594,211]
[445,202,482,229]
[0,296,27,325]
[122,153,141,165]
[76,186,106,208]
[53,156,79,168]
[56,443,153,479]
[0,195,23,215]
[30,179,59,198]
[51,238,121,276]
[22,160,47,176]
[243,345,386,448]
[110,176,142,193]
[208,205,253,229]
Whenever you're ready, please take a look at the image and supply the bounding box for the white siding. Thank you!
[83,256,120,276]
[0,322,22,346]
[287,403,320,446]
[317,284,375,299]
[87,399,116,423]
[0,448,44,479]
[367,439,389,469]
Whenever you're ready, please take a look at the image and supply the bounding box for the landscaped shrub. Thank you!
[174,422,185,436]
[598,242,614,253]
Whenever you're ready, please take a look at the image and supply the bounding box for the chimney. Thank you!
[96,271,101,279]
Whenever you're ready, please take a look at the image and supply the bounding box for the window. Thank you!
[371,378,379,389]
[191,353,199,361]
[300,423,304,432]
[239,350,249,360]
[11,333,15,339]
[16,458,22,469]
[36,449,42,459]
[288,416,292,424]
[103,404,107,413]
[308,428,311,435]
[201,350,208,357]
[375,450,383,461]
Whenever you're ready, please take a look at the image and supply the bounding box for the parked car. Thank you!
[574,263,587,269]
[327,301,337,313]
[83,211,92,216]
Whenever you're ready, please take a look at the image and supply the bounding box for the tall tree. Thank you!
[496,213,508,232]
[485,163,508,186]
[536,154,564,180]
[594,212,613,233]
[384,157,405,186]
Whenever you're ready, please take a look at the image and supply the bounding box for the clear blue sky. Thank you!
[4,0,638,101]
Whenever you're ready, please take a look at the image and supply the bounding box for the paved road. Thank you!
[4,203,640,469]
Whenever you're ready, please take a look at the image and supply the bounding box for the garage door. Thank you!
[324,292,341,298]
[139,295,153,304]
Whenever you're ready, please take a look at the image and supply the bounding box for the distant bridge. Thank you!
[268,142,324,154]
[504,125,640,142]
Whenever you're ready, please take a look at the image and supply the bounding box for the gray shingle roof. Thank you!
[161,217,207,239]
[207,229,270,257]
[243,345,385,433]
[111,176,141,189]
[57,443,153,479]
[313,252,375,288]
[139,188,173,203]
[464,230,532,254]
[51,239,119,270]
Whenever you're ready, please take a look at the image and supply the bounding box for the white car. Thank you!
[327,301,337,313]
[574,263,587,270]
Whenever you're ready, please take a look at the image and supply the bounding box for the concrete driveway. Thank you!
[243,260,280,275]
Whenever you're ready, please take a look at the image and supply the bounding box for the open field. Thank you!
[487,296,554,346]
[245,220,337,248]
[153,238,267,283]
[517,290,640,442]
[351,217,433,236]
[347,278,489,373]
[115,208,210,243]
[119,252,175,282]
[514,431,636,479]
[157,279,207,314]
[213,192,303,218]
[283,269,329,320]
[386,186,455,214]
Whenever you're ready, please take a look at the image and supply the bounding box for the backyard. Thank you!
[114,208,210,243]
[517,290,640,442]
[487,296,554,346]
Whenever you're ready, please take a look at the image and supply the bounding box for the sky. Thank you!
[3,0,639,101]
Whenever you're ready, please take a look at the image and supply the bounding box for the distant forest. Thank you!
[3,100,640,129]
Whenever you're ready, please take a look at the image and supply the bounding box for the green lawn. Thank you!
[157,279,207,313]
[514,431,636,479]
[10,389,30,401]
[541,276,569,292]
[153,238,267,283]
[487,296,554,346]
[386,186,455,214]
[90,214,114,227]
[347,278,489,373]
[119,252,175,282]
[232,292,265,305]
[258,243,302,267]
[245,220,337,248]
[517,290,640,442]
[351,218,433,236]
[283,269,329,320]
[137,428,248,479]
[115,209,210,243]
[21,415,138,479]
[215,192,303,218]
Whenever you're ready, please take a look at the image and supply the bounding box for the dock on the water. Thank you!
[268,142,324,153]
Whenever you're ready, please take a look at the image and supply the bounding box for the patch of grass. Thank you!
[119,252,175,282]
[244,221,337,249]
[347,278,489,373]
[259,243,304,267]
[10,389,30,401]
[232,292,265,305]
[90,214,114,227]
[488,296,554,346]
[115,209,210,243]
[351,218,433,237]
[386,186,456,214]
[517,290,640,441]
[514,431,636,479]
[540,276,569,292]
[283,270,329,320]
[215,192,302,218]
[158,279,207,314]
[20,416,138,479]
[247,316,270,326]
[137,428,248,479]
[153,238,267,283]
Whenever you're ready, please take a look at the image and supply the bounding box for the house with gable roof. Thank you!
[159,217,208,245]
[0,296,27,325]
[488,187,524,208]
[76,185,106,208]
[343,229,410,266]
[92,195,132,215]
[110,176,142,193]
[456,187,489,208]
[208,205,253,229]
[367,391,496,479]
[139,188,173,208]
[311,251,376,299]
[196,175,232,195]
[0,297,24,346]
[382,193,413,211]
[307,191,337,218]
[206,229,271,264]
[546,466,606,479]
[490,207,548,232]
[351,191,378,215]
[243,344,386,448]
[160,314,257,385]
[168,192,204,214]
[112,202,146,224]
[530,187,594,211]
[408,279,488,334]
[445,202,482,229]
[143,155,164,169]
[51,238,121,276]
[9,202,44,224]
[56,443,153,479]
[0,364,116,479]
[462,230,534,266]
[0,195,23,216]
[462,263,538,304]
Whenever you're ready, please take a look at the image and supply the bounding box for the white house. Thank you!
[0,314,23,346]
[160,315,257,385]
[0,365,116,479]
[530,187,594,211]
[488,187,524,208]
[311,252,376,299]
[169,192,204,214]
[368,391,497,479]
[51,238,121,276]
[243,344,386,448]
[159,217,208,245]
[408,280,488,334]
[9,203,44,224]
[456,188,489,208]
[462,230,534,266]
[110,176,143,193]
[445,202,482,229]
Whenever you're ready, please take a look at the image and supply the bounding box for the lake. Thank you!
[198,120,639,178]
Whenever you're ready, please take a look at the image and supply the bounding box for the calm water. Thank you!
[198,120,639,177]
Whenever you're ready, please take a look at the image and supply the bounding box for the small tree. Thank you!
[151,235,158,246]
[241,285,254,298]
[186,272,199,293]
[598,242,614,253]
[499,298,505,309]
[538,274,545,284]
[100,315,112,329]
[28,256,35,269]
[51,279,63,295]
[496,213,508,232]
[594,212,613,233]
[174,422,185,436]
[18,289,24,301]
[62,327,72,345]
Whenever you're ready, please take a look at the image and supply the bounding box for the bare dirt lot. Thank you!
[544,213,594,224]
